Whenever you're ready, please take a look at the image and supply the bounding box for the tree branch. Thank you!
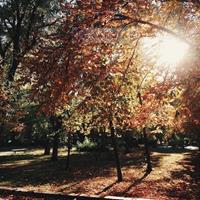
[112,15,195,49]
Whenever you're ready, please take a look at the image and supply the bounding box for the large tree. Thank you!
[18,0,200,177]
[0,0,60,82]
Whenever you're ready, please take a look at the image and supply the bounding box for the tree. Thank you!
[0,0,61,152]
[18,0,200,176]
[19,0,196,113]
[0,0,60,82]
[173,48,200,148]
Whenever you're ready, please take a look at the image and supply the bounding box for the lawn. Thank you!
[0,147,199,200]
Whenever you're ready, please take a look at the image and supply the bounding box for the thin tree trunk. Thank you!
[8,55,19,82]
[138,90,152,173]
[44,137,50,155]
[51,132,59,161]
[8,38,20,82]
[109,118,123,182]
[198,140,200,152]
[143,127,152,173]
[65,133,71,169]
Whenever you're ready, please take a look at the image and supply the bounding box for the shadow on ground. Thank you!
[100,151,200,200]
[164,151,200,200]
[0,148,199,199]
[0,148,162,187]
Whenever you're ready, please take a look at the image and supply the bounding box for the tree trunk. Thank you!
[8,55,19,82]
[7,38,20,82]
[198,139,200,152]
[65,133,71,169]
[51,132,59,161]
[138,90,152,173]
[109,118,123,182]
[44,137,50,155]
[143,127,152,173]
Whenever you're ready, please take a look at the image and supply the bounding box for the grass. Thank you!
[0,147,199,200]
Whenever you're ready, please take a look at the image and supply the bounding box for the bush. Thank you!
[168,134,185,147]
[76,137,98,152]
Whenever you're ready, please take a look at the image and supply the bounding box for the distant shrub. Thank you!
[168,134,184,147]
[76,137,98,152]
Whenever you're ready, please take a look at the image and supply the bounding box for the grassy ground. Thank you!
[0,147,199,200]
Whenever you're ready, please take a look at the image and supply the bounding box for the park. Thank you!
[0,0,200,199]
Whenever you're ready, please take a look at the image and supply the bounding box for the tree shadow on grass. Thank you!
[0,154,39,163]
[96,171,150,196]
[0,149,163,189]
[163,151,200,200]
[123,151,199,200]
[95,181,118,195]
[121,148,170,169]
[92,151,200,200]
[0,151,115,187]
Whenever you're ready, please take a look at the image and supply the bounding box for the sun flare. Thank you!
[157,35,189,66]
[143,34,189,68]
